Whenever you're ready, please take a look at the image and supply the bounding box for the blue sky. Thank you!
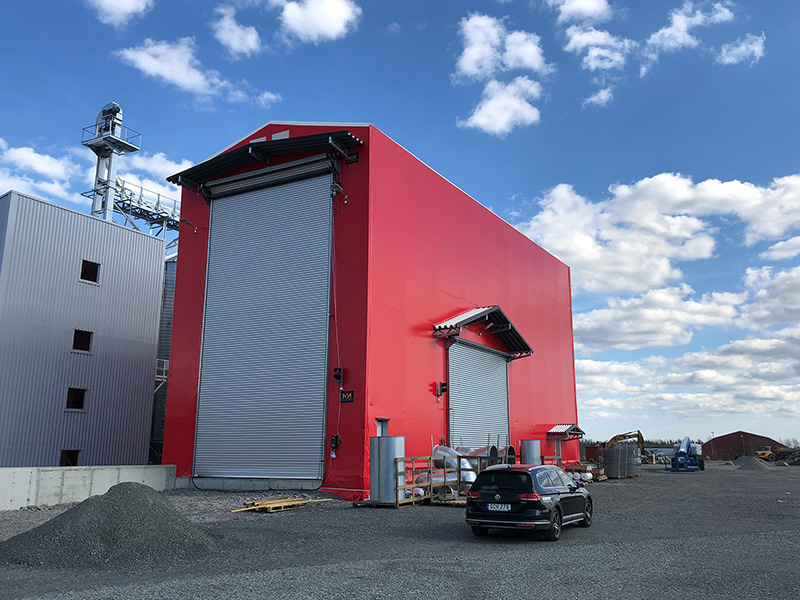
[2,1,799,445]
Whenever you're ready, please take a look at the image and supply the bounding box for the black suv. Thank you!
[465,464,592,540]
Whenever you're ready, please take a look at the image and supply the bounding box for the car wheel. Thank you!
[699,458,705,471]
[471,526,488,537]
[579,498,592,527]
[768,454,777,462]
[544,509,561,541]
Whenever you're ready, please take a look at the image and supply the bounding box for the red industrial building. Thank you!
[162,122,578,500]
[702,431,783,461]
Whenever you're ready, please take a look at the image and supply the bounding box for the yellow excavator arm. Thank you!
[607,430,645,451]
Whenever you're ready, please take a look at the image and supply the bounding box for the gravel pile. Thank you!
[733,456,769,470]
[0,482,217,567]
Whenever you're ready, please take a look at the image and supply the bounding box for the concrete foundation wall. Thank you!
[0,465,176,511]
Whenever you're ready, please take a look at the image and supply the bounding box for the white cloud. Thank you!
[1,143,79,181]
[564,26,635,71]
[0,141,92,206]
[455,13,506,79]
[583,86,613,107]
[454,14,551,134]
[675,350,754,371]
[116,37,271,104]
[212,6,262,58]
[576,359,652,395]
[457,77,542,137]
[124,152,193,184]
[517,180,715,293]
[256,91,283,108]
[503,31,554,75]
[574,284,745,351]
[456,14,553,80]
[518,173,800,294]
[612,173,800,246]
[273,0,362,44]
[739,266,800,329]
[760,236,800,261]
[546,0,611,24]
[117,38,223,96]
[716,32,766,65]
[0,168,85,206]
[0,138,192,212]
[577,337,800,423]
[641,1,735,75]
[87,0,154,28]
[117,153,194,204]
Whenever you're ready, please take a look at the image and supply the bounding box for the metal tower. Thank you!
[81,103,180,248]
[82,103,140,221]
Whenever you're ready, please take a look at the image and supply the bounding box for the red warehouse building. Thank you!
[162,122,579,500]
[702,431,783,461]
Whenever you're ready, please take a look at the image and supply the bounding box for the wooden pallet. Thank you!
[232,497,332,513]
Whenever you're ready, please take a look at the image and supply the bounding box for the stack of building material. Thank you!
[232,498,332,513]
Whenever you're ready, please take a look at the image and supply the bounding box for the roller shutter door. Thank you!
[448,342,510,449]
[194,173,332,479]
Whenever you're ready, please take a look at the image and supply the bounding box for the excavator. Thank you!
[606,431,655,464]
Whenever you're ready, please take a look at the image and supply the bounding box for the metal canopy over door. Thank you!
[194,173,332,479]
[447,341,510,449]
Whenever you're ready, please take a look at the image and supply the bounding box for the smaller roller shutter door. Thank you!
[447,342,510,449]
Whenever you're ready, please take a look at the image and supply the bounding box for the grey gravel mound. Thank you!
[0,482,217,567]
[734,456,769,470]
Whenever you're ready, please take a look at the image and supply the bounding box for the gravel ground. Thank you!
[2,463,799,599]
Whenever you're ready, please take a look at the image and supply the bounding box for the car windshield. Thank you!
[471,471,531,493]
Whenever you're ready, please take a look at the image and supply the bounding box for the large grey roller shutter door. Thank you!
[448,342,510,449]
[195,174,332,479]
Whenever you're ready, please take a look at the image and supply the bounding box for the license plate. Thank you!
[487,503,511,511]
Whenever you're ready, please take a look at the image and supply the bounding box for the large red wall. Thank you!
[162,122,579,498]
[365,128,579,463]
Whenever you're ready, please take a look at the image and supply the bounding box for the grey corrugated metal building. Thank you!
[0,190,165,467]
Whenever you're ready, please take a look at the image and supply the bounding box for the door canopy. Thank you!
[433,306,532,360]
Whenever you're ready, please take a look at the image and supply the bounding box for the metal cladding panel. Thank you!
[150,258,177,461]
[0,192,9,277]
[447,342,510,449]
[0,191,164,467]
[158,259,177,358]
[194,174,332,479]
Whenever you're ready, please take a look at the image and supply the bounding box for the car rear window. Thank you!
[471,471,532,493]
